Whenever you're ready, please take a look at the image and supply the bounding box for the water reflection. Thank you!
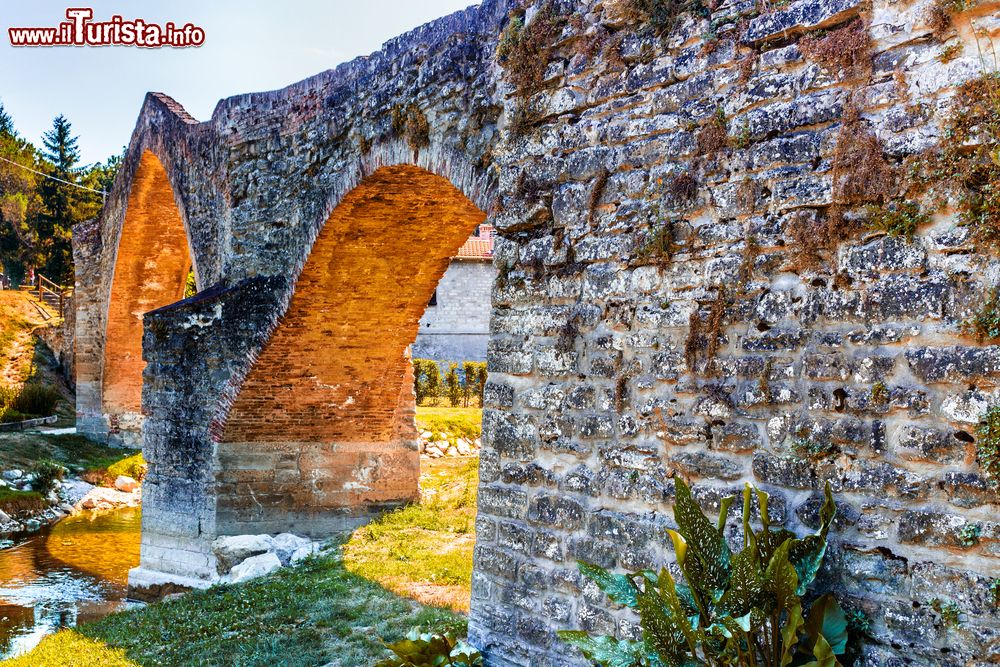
[0,507,142,659]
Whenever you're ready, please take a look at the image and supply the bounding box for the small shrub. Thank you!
[107,452,146,482]
[930,598,962,627]
[871,381,890,405]
[665,171,698,204]
[183,269,197,298]
[958,523,981,547]
[558,479,849,667]
[867,199,929,238]
[799,19,872,79]
[376,628,482,667]
[496,3,566,94]
[620,0,707,38]
[925,0,974,38]
[10,383,61,417]
[990,579,1000,606]
[696,107,729,155]
[636,220,679,265]
[938,42,963,62]
[831,107,895,207]
[963,289,1000,342]
[975,406,1000,489]
[30,460,64,496]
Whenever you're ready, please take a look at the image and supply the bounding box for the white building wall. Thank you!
[412,259,492,362]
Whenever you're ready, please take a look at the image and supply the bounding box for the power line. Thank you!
[0,154,107,199]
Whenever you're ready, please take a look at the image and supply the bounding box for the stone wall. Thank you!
[469,0,1000,665]
[413,258,494,362]
[72,0,1000,663]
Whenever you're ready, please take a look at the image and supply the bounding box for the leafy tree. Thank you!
[445,363,461,407]
[413,358,442,406]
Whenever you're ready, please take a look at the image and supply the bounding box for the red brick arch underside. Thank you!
[214,164,486,534]
[103,150,193,416]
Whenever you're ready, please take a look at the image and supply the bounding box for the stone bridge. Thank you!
[74,0,1000,664]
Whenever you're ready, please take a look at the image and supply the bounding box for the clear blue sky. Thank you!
[0,1,477,165]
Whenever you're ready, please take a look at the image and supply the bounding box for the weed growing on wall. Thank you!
[799,19,872,79]
[975,406,1000,489]
[496,2,566,95]
[866,200,929,238]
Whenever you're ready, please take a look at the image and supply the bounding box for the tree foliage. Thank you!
[0,105,116,284]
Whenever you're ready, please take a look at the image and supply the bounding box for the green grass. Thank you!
[414,407,482,443]
[2,631,139,667]
[0,433,137,478]
[344,457,478,611]
[6,552,466,667]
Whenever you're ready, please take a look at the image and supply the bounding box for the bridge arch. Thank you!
[101,149,196,443]
[212,161,489,535]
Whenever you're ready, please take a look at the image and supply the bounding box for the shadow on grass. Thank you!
[4,550,468,667]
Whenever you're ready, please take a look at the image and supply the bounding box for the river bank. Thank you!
[0,433,142,538]
[5,455,480,665]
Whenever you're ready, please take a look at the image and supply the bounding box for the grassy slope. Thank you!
[344,456,479,612]
[0,433,135,476]
[0,290,47,384]
[5,457,479,666]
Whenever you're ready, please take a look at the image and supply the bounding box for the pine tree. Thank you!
[36,114,100,282]
[0,102,13,136]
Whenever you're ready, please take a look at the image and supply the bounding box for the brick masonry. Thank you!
[72,0,1000,664]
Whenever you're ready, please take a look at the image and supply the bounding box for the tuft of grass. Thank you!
[343,457,479,613]
[696,107,729,156]
[619,0,708,38]
[636,220,680,265]
[867,199,930,238]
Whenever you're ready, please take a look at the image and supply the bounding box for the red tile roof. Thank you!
[455,225,494,259]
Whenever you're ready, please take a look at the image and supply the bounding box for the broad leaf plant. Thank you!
[559,478,848,667]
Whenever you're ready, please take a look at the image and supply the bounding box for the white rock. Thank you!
[212,534,276,574]
[60,479,95,505]
[457,442,471,456]
[271,533,312,565]
[446,446,458,457]
[2,469,22,481]
[420,430,433,439]
[0,509,10,523]
[228,552,282,583]
[114,475,140,492]
[290,543,320,564]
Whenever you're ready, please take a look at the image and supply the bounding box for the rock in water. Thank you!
[228,552,282,583]
[212,534,276,574]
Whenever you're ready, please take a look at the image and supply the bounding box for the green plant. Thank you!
[413,359,443,406]
[976,406,1000,489]
[846,609,871,636]
[30,459,64,496]
[866,200,929,238]
[958,523,981,547]
[445,364,462,408]
[637,221,679,264]
[0,487,47,514]
[930,598,962,627]
[9,383,60,417]
[183,268,197,298]
[376,628,482,667]
[938,42,963,62]
[620,0,709,38]
[558,478,848,667]
[870,381,889,405]
[107,452,146,482]
[989,579,1000,606]
[496,3,566,94]
[964,289,1000,341]
[793,437,838,461]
